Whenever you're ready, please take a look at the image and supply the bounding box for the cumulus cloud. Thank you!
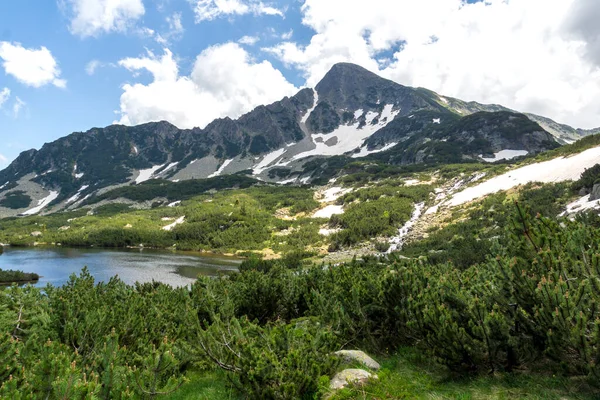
[116,43,298,128]
[266,0,600,129]
[0,88,10,108]
[0,42,66,88]
[189,0,283,22]
[60,0,145,37]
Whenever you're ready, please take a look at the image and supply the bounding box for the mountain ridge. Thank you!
[0,62,593,218]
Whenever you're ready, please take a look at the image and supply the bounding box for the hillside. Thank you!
[1,63,589,219]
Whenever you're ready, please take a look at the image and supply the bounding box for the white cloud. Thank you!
[86,60,101,75]
[0,42,66,88]
[239,35,260,45]
[117,43,298,128]
[61,0,145,37]
[266,0,600,129]
[189,0,283,22]
[13,97,25,118]
[0,88,10,108]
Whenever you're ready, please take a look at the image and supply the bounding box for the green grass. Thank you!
[169,371,240,400]
[329,348,599,400]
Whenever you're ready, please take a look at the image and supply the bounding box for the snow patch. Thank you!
[292,104,400,161]
[439,96,449,104]
[161,162,179,174]
[301,89,319,124]
[253,148,286,175]
[208,159,233,178]
[75,172,84,179]
[354,109,364,120]
[561,195,600,216]
[432,118,441,124]
[135,164,165,184]
[133,146,138,154]
[387,202,425,253]
[449,146,600,206]
[481,150,528,163]
[21,191,59,216]
[312,205,344,219]
[319,187,352,203]
[66,185,90,204]
[0,182,9,190]
[167,201,181,208]
[352,142,398,158]
[162,216,185,231]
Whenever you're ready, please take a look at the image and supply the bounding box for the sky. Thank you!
[0,0,599,168]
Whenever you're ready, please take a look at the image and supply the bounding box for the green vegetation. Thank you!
[401,183,572,268]
[0,269,39,284]
[1,207,600,398]
[0,190,32,209]
[572,163,600,192]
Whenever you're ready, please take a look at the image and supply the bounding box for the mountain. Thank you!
[0,63,593,218]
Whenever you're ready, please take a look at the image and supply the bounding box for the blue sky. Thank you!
[1,0,599,168]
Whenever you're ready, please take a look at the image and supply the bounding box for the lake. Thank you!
[0,247,242,288]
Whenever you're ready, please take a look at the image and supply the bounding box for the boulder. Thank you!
[334,350,381,370]
[30,231,42,237]
[330,369,376,390]
[590,183,600,201]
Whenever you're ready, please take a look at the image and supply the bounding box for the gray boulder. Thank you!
[334,350,381,370]
[590,183,600,201]
[329,369,376,390]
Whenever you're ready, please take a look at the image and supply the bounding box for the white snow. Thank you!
[481,149,529,163]
[66,185,90,204]
[387,202,425,253]
[439,96,449,104]
[449,146,600,206]
[312,205,344,219]
[21,191,59,216]
[133,146,138,154]
[320,187,352,203]
[135,164,165,184]
[162,216,185,231]
[404,179,421,186]
[208,159,233,178]
[161,162,179,174]
[42,170,53,176]
[0,182,8,190]
[432,118,441,124]
[75,173,84,179]
[190,159,198,165]
[352,142,398,158]
[319,227,340,236]
[277,178,297,185]
[425,205,439,215]
[167,201,181,208]
[354,109,364,120]
[292,104,400,162]
[561,194,600,216]
[300,176,311,184]
[301,89,319,124]
[253,148,287,175]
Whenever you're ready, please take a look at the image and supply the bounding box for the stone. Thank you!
[329,369,376,390]
[590,183,600,201]
[579,187,590,197]
[30,231,43,237]
[334,350,381,370]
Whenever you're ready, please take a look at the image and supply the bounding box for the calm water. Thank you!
[0,247,242,287]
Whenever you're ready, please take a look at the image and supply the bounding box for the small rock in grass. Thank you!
[330,369,377,390]
[334,350,381,370]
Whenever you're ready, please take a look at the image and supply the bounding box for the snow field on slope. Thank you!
[449,146,600,206]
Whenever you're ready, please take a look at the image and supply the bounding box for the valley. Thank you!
[1,63,600,399]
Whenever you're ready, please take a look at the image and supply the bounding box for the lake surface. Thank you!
[0,247,242,287]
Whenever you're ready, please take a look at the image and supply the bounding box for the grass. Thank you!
[329,348,599,400]
[169,371,240,400]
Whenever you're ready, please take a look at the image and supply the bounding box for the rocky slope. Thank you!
[0,63,592,218]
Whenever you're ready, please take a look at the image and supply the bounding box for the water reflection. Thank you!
[0,247,241,288]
